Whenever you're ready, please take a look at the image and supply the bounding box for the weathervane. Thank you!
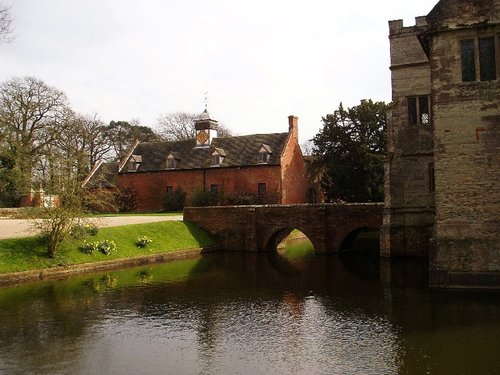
[204,91,209,110]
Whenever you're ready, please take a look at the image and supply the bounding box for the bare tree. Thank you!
[157,112,197,141]
[0,3,13,43]
[157,111,233,141]
[0,76,70,195]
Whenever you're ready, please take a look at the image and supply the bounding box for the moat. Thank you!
[0,239,499,374]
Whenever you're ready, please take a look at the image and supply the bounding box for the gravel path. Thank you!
[0,215,183,240]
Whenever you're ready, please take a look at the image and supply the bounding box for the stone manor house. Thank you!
[84,110,313,211]
[382,0,499,287]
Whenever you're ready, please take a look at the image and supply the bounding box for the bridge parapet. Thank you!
[183,203,383,253]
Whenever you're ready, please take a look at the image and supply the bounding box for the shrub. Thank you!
[80,239,116,255]
[226,193,258,206]
[116,185,138,212]
[99,240,117,255]
[81,241,99,254]
[165,188,186,211]
[191,190,219,207]
[137,236,153,248]
[70,223,98,239]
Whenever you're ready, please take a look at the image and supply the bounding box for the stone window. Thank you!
[258,182,266,195]
[407,96,430,126]
[210,184,218,195]
[461,37,497,82]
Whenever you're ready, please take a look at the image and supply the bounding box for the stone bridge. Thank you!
[183,203,383,253]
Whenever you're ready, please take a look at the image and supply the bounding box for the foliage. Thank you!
[80,239,116,255]
[0,76,70,196]
[116,185,138,212]
[105,120,160,159]
[191,190,219,207]
[226,193,258,206]
[165,188,186,211]
[136,236,153,248]
[81,240,99,254]
[98,240,116,255]
[0,221,215,274]
[311,100,388,202]
[70,223,98,240]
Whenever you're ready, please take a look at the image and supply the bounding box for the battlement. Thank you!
[389,16,427,36]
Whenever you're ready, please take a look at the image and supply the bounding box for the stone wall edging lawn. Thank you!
[0,246,219,287]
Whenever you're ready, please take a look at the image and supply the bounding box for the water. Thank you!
[0,240,499,374]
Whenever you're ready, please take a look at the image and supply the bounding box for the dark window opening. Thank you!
[461,39,476,82]
[258,151,269,163]
[428,163,435,193]
[166,158,176,169]
[212,155,221,166]
[166,186,174,195]
[258,183,266,195]
[479,37,496,81]
[408,96,430,126]
[210,184,218,195]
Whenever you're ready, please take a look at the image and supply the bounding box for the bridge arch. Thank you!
[264,226,319,252]
[338,226,380,254]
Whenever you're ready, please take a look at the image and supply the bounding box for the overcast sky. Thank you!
[1,0,438,145]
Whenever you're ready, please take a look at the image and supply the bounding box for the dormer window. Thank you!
[211,148,226,166]
[258,144,272,164]
[166,153,179,169]
[127,155,142,172]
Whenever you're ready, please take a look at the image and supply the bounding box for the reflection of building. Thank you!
[86,110,309,211]
[383,0,499,287]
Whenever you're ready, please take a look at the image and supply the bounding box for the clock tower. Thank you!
[195,108,218,147]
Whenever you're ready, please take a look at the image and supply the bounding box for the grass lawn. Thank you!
[0,221,215,274]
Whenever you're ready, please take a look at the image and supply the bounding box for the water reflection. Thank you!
[0,247,499,374]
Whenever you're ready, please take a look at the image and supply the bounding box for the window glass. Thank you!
[479,37,496,81]
[212,155,220,166]
[461,39,476,82]
[419,96,430,125]
[258,183,266,195]
[210,184,218,195]
[166,186,174,195]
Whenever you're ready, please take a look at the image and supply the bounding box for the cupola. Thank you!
[195,108,218,147]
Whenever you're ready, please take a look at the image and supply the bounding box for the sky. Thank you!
[1,0,439,145]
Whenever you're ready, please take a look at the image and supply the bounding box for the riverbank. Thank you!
[0,220,217,286]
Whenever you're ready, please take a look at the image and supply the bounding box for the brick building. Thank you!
[85,110,309,211]
[383,0,499,287]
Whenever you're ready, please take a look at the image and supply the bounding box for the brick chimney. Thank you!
[288,115,298,141]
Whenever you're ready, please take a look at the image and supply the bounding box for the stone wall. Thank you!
[381,18,435,257]
[428,5,500,287]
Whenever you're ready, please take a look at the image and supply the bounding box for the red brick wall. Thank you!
[119,164,282,211]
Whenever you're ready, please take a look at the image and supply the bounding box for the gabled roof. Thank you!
[122,132,288,173]
[83,161,119,188]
